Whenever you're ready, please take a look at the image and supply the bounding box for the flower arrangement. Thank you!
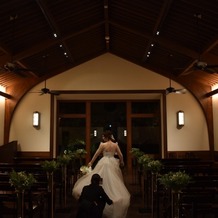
[138,154,152,167]
[57,153,72,166]
[130,148,163,173]
[130,148,144,159]
[80,165,92,175]
[158,171,191,192]
[41,160,59,173]
[67,148,87,159]
[9,170,37,192]
[73,148,87,159]
[147,160,163,173]
[67,139,86,153]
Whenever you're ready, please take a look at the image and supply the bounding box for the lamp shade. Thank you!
[33,111,40,128]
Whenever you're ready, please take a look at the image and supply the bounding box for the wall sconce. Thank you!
[177,110,185,129]
[33,111,40,129]
[123,129,127,137]
[93,129,97,137]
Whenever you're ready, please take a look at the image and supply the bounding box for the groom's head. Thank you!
[91,174,103,185]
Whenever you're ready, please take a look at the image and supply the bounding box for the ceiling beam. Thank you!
[0,53,11,66]
[0,91,12,99]
[0,45,10,54]
[110,21,198,60]
[35,0,75,63]
[203,39,218,54]
[205,88,218,97]
[202,52,218,64]
[104,0,110,51]
[13,22,104,61]
[12,20,200,66]
[180,39,218,75]
[142,0,174,61]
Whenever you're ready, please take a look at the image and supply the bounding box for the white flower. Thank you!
[80,165,92,175]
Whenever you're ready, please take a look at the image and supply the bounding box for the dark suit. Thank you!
[76,183,113,218]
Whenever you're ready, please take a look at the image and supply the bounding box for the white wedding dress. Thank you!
[72,151,130,218]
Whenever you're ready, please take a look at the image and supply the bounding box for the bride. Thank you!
[72,130,130,218]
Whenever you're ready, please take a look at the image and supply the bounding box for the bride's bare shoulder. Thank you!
[101,141,116,148]
[103,141,116,145]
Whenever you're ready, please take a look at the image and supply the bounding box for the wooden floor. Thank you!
[54,171,151,218]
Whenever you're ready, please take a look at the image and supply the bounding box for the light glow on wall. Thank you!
[0,85,5,145]
[0,86,6,102]
[212,84,218,99]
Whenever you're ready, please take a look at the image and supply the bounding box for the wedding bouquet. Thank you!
[80,165,92,175]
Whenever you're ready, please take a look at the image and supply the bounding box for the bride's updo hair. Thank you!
[103,130,116,142]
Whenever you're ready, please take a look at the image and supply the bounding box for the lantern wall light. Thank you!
[177,110,185,129]
[93,129,97,137]
[33,111,40,129]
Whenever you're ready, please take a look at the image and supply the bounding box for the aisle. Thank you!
[125,172,151,218]
[54,171,152,218]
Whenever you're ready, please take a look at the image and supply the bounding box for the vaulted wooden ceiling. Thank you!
[0,0,218,98]
[1,0,218,147]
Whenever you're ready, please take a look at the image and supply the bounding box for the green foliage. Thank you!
[9,170,37,192]
[67,139,86,152]
[130,148,144,159]
[138,154,152,167]
[64,139,87,160]
[41,160,59,173]
[147,160,163,173]
[57,154,71,166]
[74,148,87,158]
[158,171,191,191]
[68,148,87,159]
[130,147,163,173]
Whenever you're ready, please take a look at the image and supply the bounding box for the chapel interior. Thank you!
[1,1,218,217]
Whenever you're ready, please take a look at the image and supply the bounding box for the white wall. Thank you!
[9,53,209,153]
[167,93,208,151]
[9,93,51,151]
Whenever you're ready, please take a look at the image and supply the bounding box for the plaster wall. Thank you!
[9,54,209,152]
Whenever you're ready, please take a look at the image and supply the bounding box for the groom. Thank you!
[76,174,113,218]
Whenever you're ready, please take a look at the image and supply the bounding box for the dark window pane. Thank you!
[91,102,127,162]
[59,102,86,114]
[58,118,86,154]
[132,101,160,114]
[91,102,126,128]
[132,117,160,154]
[59,118,86,127]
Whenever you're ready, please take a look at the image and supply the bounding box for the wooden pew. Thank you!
[0,170,47,218]
[0,141,17,163]
[154,159,218,218]
[0,163,50,218]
